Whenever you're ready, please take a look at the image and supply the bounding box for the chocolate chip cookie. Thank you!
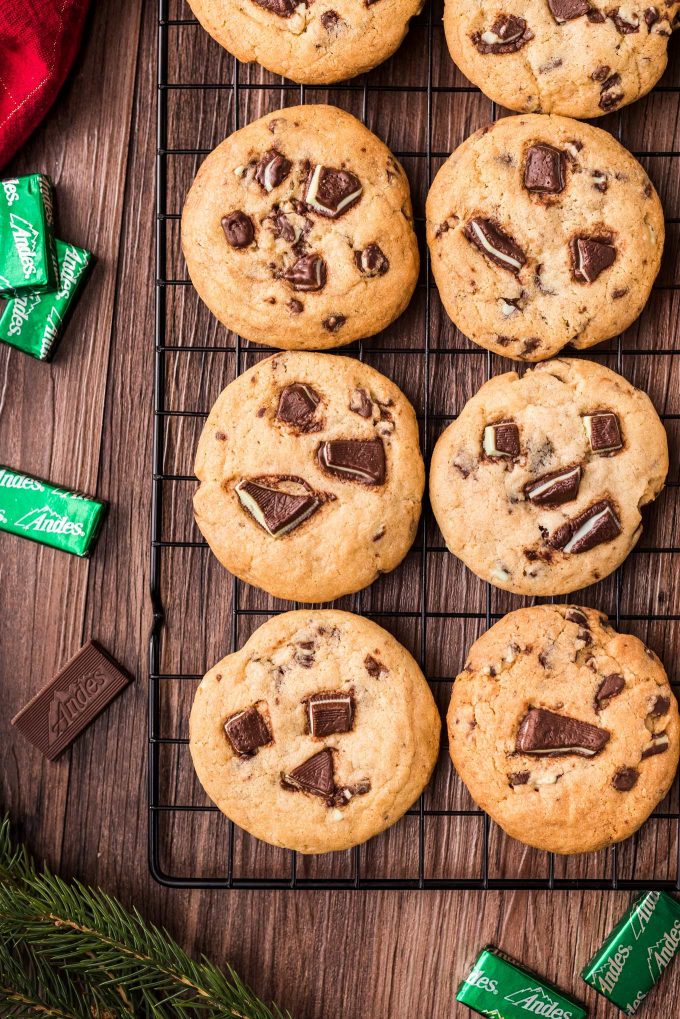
[426,115,664,361]
[194,351,424,602]
[448,605,679,854]
[444,1,679,119]
[189,609,440,853]
[182,105,419,350]
[429,358,668,595]
[187,0,423,84]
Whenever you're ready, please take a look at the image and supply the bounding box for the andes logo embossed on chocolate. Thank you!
[235,476,323,537]
[525,465,581,506]
[224,704,273,757]
[570,236,616,283]
[305,165,362,217]
[471,15,534,53]
[48,670,110,746]
[464,218,526,274]
[317,438,386,485]
[548,500,621,554]
[524,144,565,195]
[516,707,610,757]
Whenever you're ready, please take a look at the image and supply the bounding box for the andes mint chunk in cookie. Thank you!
[305,165,362,217]
[464,217,526,274]
[525,465,581,506]
[483,421,520,458]
[282,254,327,292]
[570,236,616,283]
[516,707,610,756]
[235,477,323,537]
[583,412,622,453]
[282,748,336,799]
[595,673,625,708]
[355,244,389,276]
[255,149,292,192]
[222,211,254,248]
[306,690,354,736]
[224,704,273,756]
[471,16,534,54]
[549,500,621,554]
[547,0,591,21]
[276,383,320,430]
[318,438,386,485]
[524,144,565,194]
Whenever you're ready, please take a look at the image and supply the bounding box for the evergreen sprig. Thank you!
[0,817,290,1019]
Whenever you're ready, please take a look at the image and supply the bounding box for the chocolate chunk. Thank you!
[288,299,303,314]
[509,771,530,786]
[321,9,341,28]
[547,0,590,21]
[282,254,327,292]
[525,465,581,506]
[282,748,335,798]
[524,144,565,195]
[235,477,322,536]
[521,339,541,357]
[354,244,389,277]
[365,654,387,677]
[612,767,639,791]
[595,673,625,708]
[570,236,616,283]
[464,218,526,274]
[270,210,298,243]
[224,705,272,756]
[599,74,624,112]
[609,7,640,31]
[276,383,320,429]
[306,691,354,737]
[587,7,606,20]
[642,732,670,758]
[483,421,520,458]
[10,640,132,762]
[251,0,298,13]
[323,314,346,332]
[305,165,362,217]
[583,412,623,453]
[318,438,386,485]
[330,780,371,807]
[516,707,610,757]
[592,171,608,193]
[566,608,589,626]
[644,6,659,26]
[548,500,621,554]
[255,149,292,192]
[592,64,611,82]
[472,15,534,53]
[650,695,670,717]
[613,288,628,299]
[221,211,254,249]
[349,387,373,418]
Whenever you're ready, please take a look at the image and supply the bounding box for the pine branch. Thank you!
[0,817,290,1019]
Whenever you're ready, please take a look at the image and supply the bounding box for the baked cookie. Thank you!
[429,358,668,595]
[443,0,679,119]
[426,114,664,361]
[186,0,423,84]
[448,605,679,855]
[189,609,440,853]
[194,351,424,602]
[182,105,419,349]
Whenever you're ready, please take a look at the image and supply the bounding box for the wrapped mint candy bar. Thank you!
[457,945,586,1019]
[0,240,93,361]
[582,890,680,1014]
[0,466,105,557]
[0,175,59,297]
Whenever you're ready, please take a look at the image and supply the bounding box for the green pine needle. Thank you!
[0,817,290,1019]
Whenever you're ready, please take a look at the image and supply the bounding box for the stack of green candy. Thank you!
[0,173,93,361]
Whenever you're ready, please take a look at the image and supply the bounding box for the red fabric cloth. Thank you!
[0,0,90,170]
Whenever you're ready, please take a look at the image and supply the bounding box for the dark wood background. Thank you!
[1,1,679,1015]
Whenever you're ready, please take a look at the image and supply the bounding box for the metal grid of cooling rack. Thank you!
[151,0,680,888]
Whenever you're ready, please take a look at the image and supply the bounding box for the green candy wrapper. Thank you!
[0,239,93,361]
[457,945,586,1019]
[0,174,58,297]
[581,891,680,1014]
[0,466,105,557]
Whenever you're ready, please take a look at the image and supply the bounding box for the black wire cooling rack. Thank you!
[151,0,680,889]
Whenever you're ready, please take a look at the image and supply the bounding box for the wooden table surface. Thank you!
[2,2,679,1016]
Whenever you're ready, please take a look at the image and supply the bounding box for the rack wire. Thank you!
[151,0,680,888]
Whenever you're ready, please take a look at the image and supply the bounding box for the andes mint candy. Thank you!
[583,412,623,453]
[525,464,581,506]
[548,500,621,554]
[323,315,346,332]
[650,695,670,717]
[318,438,386,485]
[282,748,335,798]
[595,673,625,708]
[235,477,322,536]
[221,211,254,248]
[565,608,589,626]
[547,0,590,21]
[524,144,565,194]
[224,705,272,756]
[472,15,534,53]
[276,383,320,429]
[349,387,373,418]
[270,210,298,243]
[321,9,341,28]
[642,732,670,759]
[612,767,639,791]
[609,7,640,31]
[255,149,292,192]
[599,74,624,111]
[570,236,616,283]
[483,421,520,458]
[354,244,389,276]
[306,690,354,737]
[508,771,530,786]
[516,707,610,757]
[282,254,327,292]
[305,165,362,217]
[464,218,526,274]
[364,654,387,677]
